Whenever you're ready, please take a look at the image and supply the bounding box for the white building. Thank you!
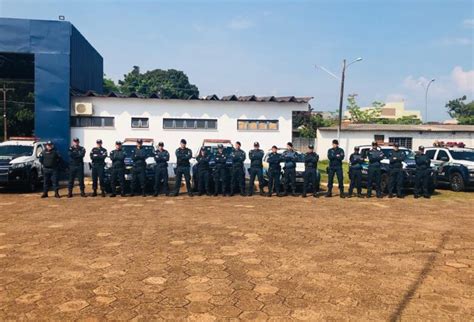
[70,92,311,165]
[316,124,474,160]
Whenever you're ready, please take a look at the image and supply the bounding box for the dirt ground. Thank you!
[0,186,473,321]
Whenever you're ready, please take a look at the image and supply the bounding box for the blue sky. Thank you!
[1,0,473,121]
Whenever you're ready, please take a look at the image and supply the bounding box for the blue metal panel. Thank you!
[0,18,31,52]
[30,20,70,54]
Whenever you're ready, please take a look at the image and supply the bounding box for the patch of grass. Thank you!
[318,160,350,184]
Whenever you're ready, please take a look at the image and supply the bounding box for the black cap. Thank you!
[287,142,293,147]
[158,141,164,147]
[73,137,79,142]
[96,139,102,144]
[181,139,187,144]
[419,145,425,151]
[272,145,277,149]
[354,146,360,150]
[136,139,143,144]
[254,142,260,147]
[46,140,53,145]
[393,143,399,148]
[308,144,314,149]
[217,144,224,148]
[372,141,378,147]
[115,140,122,145]
[236,141,241,146]
[332,139,339,145]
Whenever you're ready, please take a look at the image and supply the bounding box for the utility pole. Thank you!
[1,83,15,141]
[337,59,346,140]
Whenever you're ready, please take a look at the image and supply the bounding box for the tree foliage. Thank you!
[346,94,382,123]
[117,66,199,99]
[445,95,474,125]
[103,77,120,94]
[295,111,335,138]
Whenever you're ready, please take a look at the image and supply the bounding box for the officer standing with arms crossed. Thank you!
[266,145,282,197]
[247,142,265,196]
[153,142,170,197]
[109,141,126,197]
[388,143,405,198]
[367,141,385,198]
[40,141,61,198]
[414,145,432,199]
[90,139,107,197]
[282,142,298,196]
[302,144,319,198]
[131,139,147,197]
[326,139,345,198]
[196,147,211,196]
[348,146,363,198]
[213,144,228,196]
[68,137,86,198]
[172,139,193,197]
[230,141,246,196]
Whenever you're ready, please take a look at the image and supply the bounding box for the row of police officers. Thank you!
[39,138,433,199]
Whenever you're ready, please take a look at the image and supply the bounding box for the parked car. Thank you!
[358,144,436,193]
[0,137,46,191]
[103,138,156,192]
[262,148,317,189]
[425,147,474,191]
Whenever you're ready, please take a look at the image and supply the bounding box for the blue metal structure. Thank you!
[0,18,103,158]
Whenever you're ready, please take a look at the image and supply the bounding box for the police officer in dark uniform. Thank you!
[267,145,282,197]
[90,139,107,197]
[388,143,406,198]
[367,141,385,198]
[196,147,211,196]
[153,142,170,197]
[414,145,432,199]
[302,144,319,198]
[172,139,193,197]
[348,146,363,198]
[326,139,345,198]
[213,144,228,196]
[282,142,298,196]
[230,141,246,196]
[67,137,86,198]
[40,141,61,198]
[109,141,126,197]
[131,139,147,197]
[248,142,265,196]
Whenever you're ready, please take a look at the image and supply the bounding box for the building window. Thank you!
[131,117,149,128]
[163,118,217,130]
[237,119,279,131]
[389,137,413,149]
[374,135,385,143]
[71,116,114,127]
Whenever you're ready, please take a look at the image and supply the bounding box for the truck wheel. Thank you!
[449,172,465,192]
[381,173,389,193]
[25,170,38,192]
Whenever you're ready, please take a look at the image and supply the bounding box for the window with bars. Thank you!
[163,118,217,130]
[71,116,114,127]
[131,117,149,128]
[389,137,413,149]
[237,119,279,131]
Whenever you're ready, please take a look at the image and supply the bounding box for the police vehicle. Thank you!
[0,137,46,191]
[103,138,156,192]
[191,139,233,192]
[425,146,474,191]
[358,144,436,193]
[262,148,317,189]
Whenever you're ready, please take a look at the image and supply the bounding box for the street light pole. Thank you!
[1,83,15,141]
[424,79,435,123]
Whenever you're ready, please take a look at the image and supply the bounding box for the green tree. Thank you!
[0,82,34,141]
[346,94,382,123]
[118,66,199,99]
[103,77,120,94]
[298,113,335,138]
[445,95,474,125]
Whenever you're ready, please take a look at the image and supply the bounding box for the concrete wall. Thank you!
[71,97,308,164]
[316,129,474,160]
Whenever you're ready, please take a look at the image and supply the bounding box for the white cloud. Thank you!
[403,75,429,91]
[228,17,254,30]
[437,37,472,46]
[386,93,406,102]
[451,66,474,93]
[463,18,474,28]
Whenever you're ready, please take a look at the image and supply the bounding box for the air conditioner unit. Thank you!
[74,102,93,115]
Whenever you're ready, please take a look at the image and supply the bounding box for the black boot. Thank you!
[101,190,106,197]
[259,188,265,196]
[92,189,97,197]
[68,190,73,198]
[54,190,60,199]
[41,192,48,198]
[302,194,307,198]
[110,193,116,198]
[80,190,87,197]
[325,191,332,198]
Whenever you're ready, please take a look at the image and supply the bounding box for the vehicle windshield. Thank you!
[381,148,414,159]
[450,151,474,161]
[121,145,155,157]
[265,150,304,162]
[0,145,33,157]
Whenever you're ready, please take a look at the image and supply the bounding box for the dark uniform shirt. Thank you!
[368,149,385,167]
[249,149,264,168]
[328,147,344,168]
[196,154,210,171]
[132,148,148,168]
[304,152,319,169]
[69,145,85,166]
[214,151,227,169]
[349,152,364,170]
[110,149,126,169]
[267,152,282,171]
[282,150,297,169]
[231,149,246,167]
[40,148,61,168]
[90,147,107,165]
[154,149,169,168]
[415,153,431,170]
[388,150,405,169]
[176,148,192,167]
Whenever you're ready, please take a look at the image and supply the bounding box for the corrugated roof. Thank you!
[71,90,312,103]
[319,124,474,132]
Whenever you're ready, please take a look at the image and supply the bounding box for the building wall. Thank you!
[316,129,474,160]
[71,97,308,165]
